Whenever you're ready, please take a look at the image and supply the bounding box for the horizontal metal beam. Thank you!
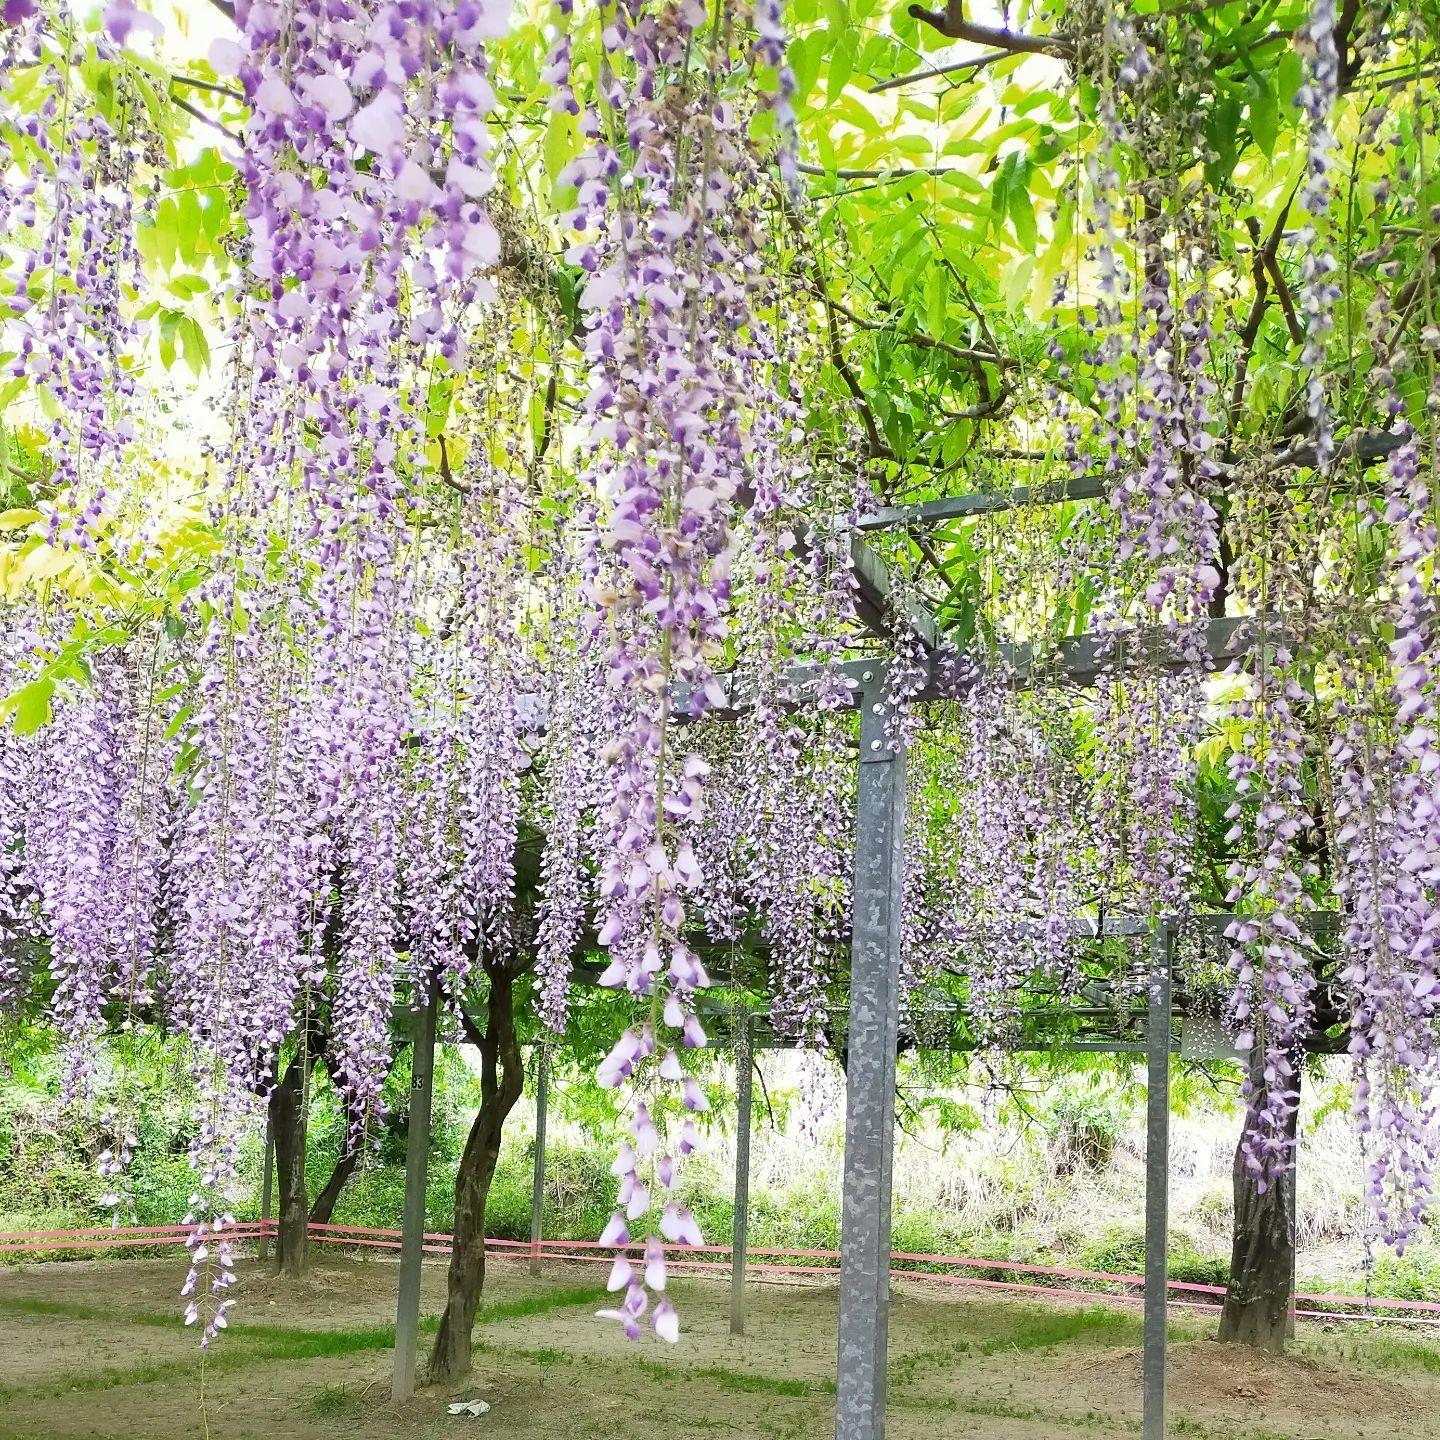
[696,613,1271,717]
[855,429,1406,533]
[857,474,1106,531]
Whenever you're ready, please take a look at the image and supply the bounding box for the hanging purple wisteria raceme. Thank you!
[1294,0,1341,473]
[562,0,790,1342]
[0,5,148,548]
[1221,646,1319,1190]
[1329,405,1440,1248]
[214,0,508,1079]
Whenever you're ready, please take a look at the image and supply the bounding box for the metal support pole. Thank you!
[730,1012,754,1337]
[1142,922,1172,1440]
[1286,1144,1298,1340]
[391,981,438,1404]
[258,1116,274,1264]
[835,672,906,1440]
[530,1045,549,1279]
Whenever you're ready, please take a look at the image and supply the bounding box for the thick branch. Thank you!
[823,296,891,461]
[797,161,972,181]
[1263,253,1305,348]
[906,4,1072,57]
[1226,199,1295,448]
[436,432,470,495]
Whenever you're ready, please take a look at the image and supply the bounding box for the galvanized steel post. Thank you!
[1143,921,1173,1440]
[1286,1142,1298,1340]
[258,1116,274,1265]
[835,669,906,1440]
[391,980,438,1404]
[731,1011,754,1337]
[530,1045,549,1278]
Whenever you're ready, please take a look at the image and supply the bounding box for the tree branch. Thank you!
[170,94,240,146]
[436,432,471,495]
[821,290,1013,369]
[527,367,560,487]
[906,4,1073,58]
[871,50,1016,93]
[1226,200,1294,449]
[823,294,892,461]
[797,160,973,182]
[777,190,894,461]
[1262,253,1304,348]
[171,74,243,103]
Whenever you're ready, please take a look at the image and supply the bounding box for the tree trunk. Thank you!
[1218,1056,1300,1351]
[429,963,526,1383]
[308,1145,359,1228]
[269,1054,312,1278]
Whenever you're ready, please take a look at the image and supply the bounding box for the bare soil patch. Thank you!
[1044,1337,1416,1437]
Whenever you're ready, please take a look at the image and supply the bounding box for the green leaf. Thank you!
[168,274,209,299]
[826,28,857,104]
[158,309,183,370]
[9,678,54,736]
[1205,94,1242,185]
[1278,50,1302,113]
[1008,169,1037,252]
[543,109,579,190]
[790,32,825,108]
[176,189,204,263]
[164,702,194,742]
[1248,74,1278,158]
[426,374,455,439]
[151,198,180,269]
[178,316,211,376]
[1000,254,1034,312]
[925,263,948,339]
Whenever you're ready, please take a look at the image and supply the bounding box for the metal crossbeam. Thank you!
[700,614,1270,719]
[857,474,1106,531]
[854,428,1404,533]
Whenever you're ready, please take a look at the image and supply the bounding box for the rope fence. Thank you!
[2,1221,1437,1328]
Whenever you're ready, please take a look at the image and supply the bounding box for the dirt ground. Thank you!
[1,1253,1437,1439]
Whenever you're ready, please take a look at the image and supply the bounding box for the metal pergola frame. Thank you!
[382,910,1192,1434]
[381,505,1307,1436]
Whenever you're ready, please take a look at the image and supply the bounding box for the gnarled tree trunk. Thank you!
[429,960,526,1383]
[309,1145,359,1228]
[268,1052,315,1278]
[1218,1055,1300,1351]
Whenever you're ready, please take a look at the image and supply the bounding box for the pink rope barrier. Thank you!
[4,1221,1437,1326]
[0,1224,264,1255]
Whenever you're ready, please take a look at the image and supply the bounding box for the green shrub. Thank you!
[1168,1250,1229,1289]
[1364,1246,1440,1301]
[1048,1096,1122,1174]
[1079,1226,1147,1276]
[1078,1226,1228,1289]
